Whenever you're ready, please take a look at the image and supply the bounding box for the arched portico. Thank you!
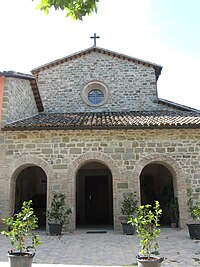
[140,163,175,225]
[133,153,188,228]
[67,152,121,231]
[9,156,51,227]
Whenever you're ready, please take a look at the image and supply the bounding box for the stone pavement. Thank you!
[0,227,199,267]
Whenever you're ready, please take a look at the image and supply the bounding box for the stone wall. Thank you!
[36,52,160,113]
[1,77,38,125]
[0,128,200,231]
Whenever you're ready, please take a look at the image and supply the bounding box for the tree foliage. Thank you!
[187,188,200,222]
[1,200,41,254]
[121,192,138,217]
[34,0,99,20]
[130,201,162,259]
[46,193,72,224]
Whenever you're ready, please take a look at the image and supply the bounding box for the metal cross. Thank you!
[90,33,100,47]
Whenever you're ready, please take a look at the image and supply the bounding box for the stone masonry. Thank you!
[35,51,159,113]
[2,77,38,125]
[0,47,200,232]
[0,127,200,231]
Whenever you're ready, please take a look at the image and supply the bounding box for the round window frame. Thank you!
[81,81,109,107]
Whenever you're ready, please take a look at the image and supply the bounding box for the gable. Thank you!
[1,47,200,131]
[31,47,162,80]
[31,48,162,114]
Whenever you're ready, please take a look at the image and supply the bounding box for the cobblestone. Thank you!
[0,228,199,266]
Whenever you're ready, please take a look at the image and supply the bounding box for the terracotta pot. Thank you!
[170,222,177,228]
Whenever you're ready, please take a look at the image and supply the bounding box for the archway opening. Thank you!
[15,166,47,228]
[76,161,113,228]
[140,163,176,226]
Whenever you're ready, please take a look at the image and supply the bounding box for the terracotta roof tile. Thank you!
[3,111,200,131]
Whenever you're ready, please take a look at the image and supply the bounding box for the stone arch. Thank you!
[68,151,120,177]
[133,153,187,228]
[9,156,52,215]
[67,151,121,231]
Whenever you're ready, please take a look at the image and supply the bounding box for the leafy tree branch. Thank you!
[33,0,99,20]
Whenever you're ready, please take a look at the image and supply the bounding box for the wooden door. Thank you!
[85,176,109,223]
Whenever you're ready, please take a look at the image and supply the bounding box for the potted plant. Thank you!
[130,200,164,267]
[187,188,200,239]
[166,197,179,228]
[47,192,72,236]
[121,192,138,235]
[1,200,42,267]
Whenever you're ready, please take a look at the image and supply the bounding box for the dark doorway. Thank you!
[140,163,175,226]
[76,162,113,227]
[85,176,109,223]
[15,166,47,227]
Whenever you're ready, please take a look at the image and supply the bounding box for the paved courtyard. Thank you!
[0,228,199,267]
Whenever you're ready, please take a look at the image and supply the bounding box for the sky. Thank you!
[0,0,200,110]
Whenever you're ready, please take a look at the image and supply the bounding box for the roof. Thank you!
[3,110,200,131]
[158,98,200,112]
[31,46,163,80]
[0,71,43,112]
[0,71,34,80]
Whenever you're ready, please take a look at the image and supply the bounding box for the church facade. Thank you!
[0,46,200,232]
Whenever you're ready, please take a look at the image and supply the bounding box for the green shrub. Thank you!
[46,193,72,224]
[1,200,42,254]
[187,188,200,222]
[130,201,162,259]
